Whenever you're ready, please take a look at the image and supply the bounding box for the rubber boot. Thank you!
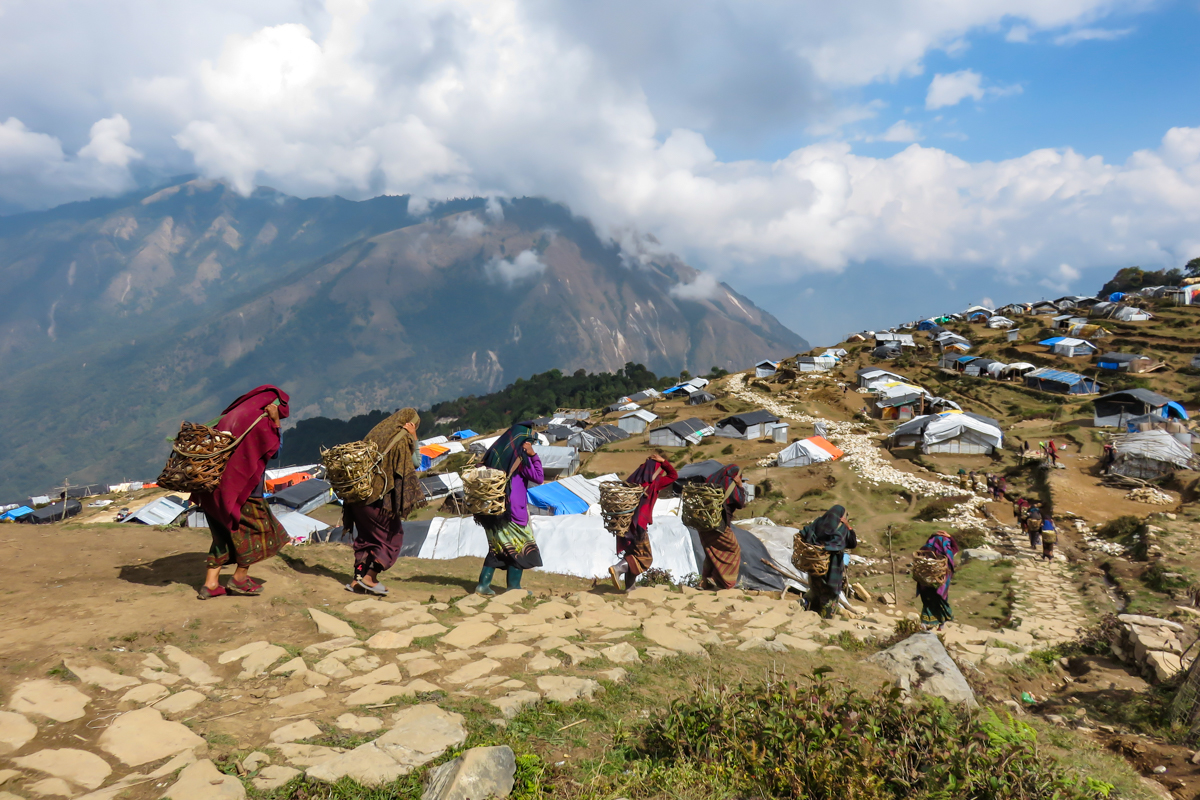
[505,567,523,591]
[475,566,496,596]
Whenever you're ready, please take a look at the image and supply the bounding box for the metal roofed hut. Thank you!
[531,445,581,477]
[715,410,782,440]
[1093,389,1189,428]
[1096,353,1159,373]
[889,412,1004,455]
[755,360,779,378]
[1024,367,1102,395]
[648,417,715,448]
[616,409,659,435]
[1108,430,1198,481]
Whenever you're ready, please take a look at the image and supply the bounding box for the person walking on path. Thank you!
[1041,516,1058,560]
[995,476,1008,501]
[1025,504,1043,549]
[698,465,747,590]
[799,504,857,617]
[474,422,544,596]
[342,408,425,595]
[193,385,291,600]
[917,531,959,630]
[1047,440,1059,466]
[609,453,677,592]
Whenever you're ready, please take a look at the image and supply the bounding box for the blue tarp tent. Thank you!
[0,506,33,522]
[527,482,590,515]
[1109,292,1125,302]
[1038,337,1066,346]
[449,430,478,440]
[1024,367,1101,395]
[1166,401,1190,420]
[917,319,939,331]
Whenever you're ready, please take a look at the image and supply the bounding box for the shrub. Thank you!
[638,567,675,588]
[1097,515,1144,541]
[720,444,734,455]
[645,672,1108,800]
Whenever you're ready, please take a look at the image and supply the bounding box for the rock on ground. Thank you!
[13,748,112,790]
[97,707,206,767]
[8,680,91,722]
[0,711,37,755]
[306,704,467,786]
[866,632,978,708]
[422,745,516,800]
[63,662,140,692]
[165,758,246,800]
[308,608,358,639]
[252,765,302,791]
[490,691,541,720]
[536,676,602,704]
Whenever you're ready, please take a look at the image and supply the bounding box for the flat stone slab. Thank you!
[335,714,383,734]
[240,645,289,678]
[404,623,449,639]
[165,758,246,800]
[63,662,140,692]
[490,691,541,720]
[366,631,414,650]
[642,621,708,656]
[444,659,501,686]
[866,633,977,708]
[422,745,515,800]
[13,748,111,790]
[272,657,307,676]
[558,645,599,666]
[313,657,353,679]
[0,711,37,755]
[162,646,220,686]
[8,680,91,722]
[270,688,327,709]
[253,764,302,791]
[153,689,207,716]
[97,707,206,767]
[601,642,641,664]
[343,664,403,689]
[536,676,602,704]
[404,658,441,677]
[218,641,272,664]
[303,637,360,655]
[343,683,417,706]
[440,622,500,650]
[309,608,358,639]
[306,705,466,786]
[120,683,170,706]
[482,643,532,660]
[271,719,323,743]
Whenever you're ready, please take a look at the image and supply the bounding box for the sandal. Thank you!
[198,585,227,600]
[228,577,263,596]
[355,579,389,596]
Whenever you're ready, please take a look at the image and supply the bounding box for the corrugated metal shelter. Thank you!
[532,445,580,478]
[1094,389,1188,428]
[124,497,189,525]
[715,410,781,440]
[270,479,335,514]
[1039,337,1098,357]
[617,409,658,434]
[755,360,779,378]
[1110,431,1197,480]
[1024,367,1101,395]
[889,412,1003,454]
[649,418,715,448]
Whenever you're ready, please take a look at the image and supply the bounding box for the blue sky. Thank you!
[2,0,1200,346]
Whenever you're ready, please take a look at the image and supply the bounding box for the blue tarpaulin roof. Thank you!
[527,482,590,515]
[0,506,33,521]
[1167,401,1190,420]
[449,430,478,440]
[1027,368,1087,385]
[1039,337,1066,346]
[956,355,977,363]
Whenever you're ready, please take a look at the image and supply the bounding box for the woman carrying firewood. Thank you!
[608,452,678,592]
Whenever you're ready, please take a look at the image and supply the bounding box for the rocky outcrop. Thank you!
[866,632,978,707]
[1111,614,1191,683]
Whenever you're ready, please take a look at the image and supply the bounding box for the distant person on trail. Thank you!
[1103,443,1116,470]
[1013,496,1030,524]
[342,408,425,596]
[994,476,1008,501]
[1041,516,1058,560]
[917,531,958,631]
[1025,504,1043,549]
[1047,440,1059,465]
[698,465,747,590]
[985,474,996,497]
[609,453,677,592]
[193,385,291,600]
[474,422,544,596]
[968,471,980,493]
[799,504,857,617]
[957,468,968,489]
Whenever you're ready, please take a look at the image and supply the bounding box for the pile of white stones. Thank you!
[1126,487,1174,506]
[1072,519,1127,556]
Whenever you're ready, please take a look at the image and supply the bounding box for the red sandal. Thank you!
[228,577,263,596]
[198,585,227,600]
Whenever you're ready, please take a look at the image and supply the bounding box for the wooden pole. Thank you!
[887,524,898,602]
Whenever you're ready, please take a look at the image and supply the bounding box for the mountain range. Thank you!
[0,179,806,498]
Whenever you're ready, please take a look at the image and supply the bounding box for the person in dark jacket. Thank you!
[609,453,678,591]
[800,504,857,617]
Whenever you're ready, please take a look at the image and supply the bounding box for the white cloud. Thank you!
[78,114,142,167]
[1054,27,1135,45]
[485,249,546,285]
[669,272,721,301]
[876,120,922,143]
[1006,25,1032,43]
[451,213,486,238]
[926,70,985,109]
[1040,263,1082,293]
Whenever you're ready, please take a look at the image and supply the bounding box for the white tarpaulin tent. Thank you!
[922,413,1003,454]
[271,508,331,544]
[469,436,500,454]
[124,497,188,525]
[776,436,844,468]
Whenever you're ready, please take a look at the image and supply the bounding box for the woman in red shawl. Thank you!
[193,386,291,600]
[608,452,677,591]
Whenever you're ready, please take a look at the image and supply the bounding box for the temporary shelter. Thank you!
[567,425,629,453]
[1193,354,1200,369]
[449,430,478,440]
[527,473,618,516]
[776,436,844,467]
[935,332,972,351]
[1093,389,1188,428]
[0,506,33,522]
[604,402,639,414]
[1031,301,1059,315]
[875,332,916,347]
[889,412,1003,455]
[768,422,790,443]
[1039,337,1099,357]
[1109,431,1197,480]
[755,360,779,378]
[265,464,322,482]
[715,410,781,440]
[268,507,329,544]
[1096,353,1156,373]
[687,390,716,405]
[648,418,715,448]
[531,445,580,478]
[418,443,452,471]
[917,319,940,331]
[1166,285,1200,305]
[1112,307,1153,322]
[1006,329,1020,342]
[265,471,313,494]
[963,305,993,321]
[26,499,82,524]
[28,495,51,507]
[872,343,902,360]
[418,435,449,447]
[986,316,1015,329]
[1000,362,1036,380]
[469,436,500,454]
[998,303,1030,316]
[674,459,727,487]
[544,425,577,443]
[270,479,335,515]
[1024,367,1101,395]
[627,389,660,403]
[123,496,189,525]
[794,355,838,372]
[617,409,658,435]
[419,472,463,501]
[64,484,104,499]
[856,368,905,390]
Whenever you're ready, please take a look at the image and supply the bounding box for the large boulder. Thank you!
[865,632,977,707]
[422,745,516,800]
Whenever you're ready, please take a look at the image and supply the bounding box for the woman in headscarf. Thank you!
[1041,515,1058,561]
[799,504,857,617]
[1025,503,1043,549]
[194,385,291,600]
[917,531,959,630]
[697,464,747,590]
[342,408,426,595]
[475,422,544,596]
[608,452,678,592]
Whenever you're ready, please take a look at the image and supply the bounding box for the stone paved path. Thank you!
[990,525,1089,645]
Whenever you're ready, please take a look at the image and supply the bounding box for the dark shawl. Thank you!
[801,504,857,591]
[195,385,289,532]
[919,531,959,599]
[363,407,425,520]
[482,421,536,474]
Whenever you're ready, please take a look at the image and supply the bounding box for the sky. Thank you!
[2,0,1200,346]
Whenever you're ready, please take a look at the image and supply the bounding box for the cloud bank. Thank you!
[0,0,1194,292]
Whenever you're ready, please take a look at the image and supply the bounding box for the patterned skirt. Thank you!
[483,520,543,570]
[699,525,741,590]
[918,585,954,625]
[617,532,654,576]
[206,496,289,568]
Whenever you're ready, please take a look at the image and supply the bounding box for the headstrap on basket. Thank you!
[171,412,268,460]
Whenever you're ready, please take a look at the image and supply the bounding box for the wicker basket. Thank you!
[791,534,830,576]
[321,440,383,503]
[462,467,508,516]
[912,549,949,588]
[157,421,240,493]
[599,481,643,536]
[681,483,725,532]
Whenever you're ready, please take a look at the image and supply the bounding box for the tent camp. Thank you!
[715,410,781,440]
[26,499,82,524]
[875,332,915,347]
[1093,389,1188,428]
[123,496,188,525]
[0,506,34,522]
[617,409,658,435]
[270,479,335,514]
[1109,431,1197,480]
[648,418,715,448]
[1166,285,1200,305]
[527,473,619,516]
[1096,353,1157,373]
[776,436,843,467]
[1000,362,1036,380]
[532,445,580,478]
[687,390,716,405]
[1039,337,1098,357]
[567,424,629,453]
[419,472,463,501]
[418,435,449,447]
[755,360,779,378]
[986,316,1015,329]
[889,412,1003,455]
[856,368,905,390]
[449,430,478,440]
[1024,367,1101,395]
[793,354,838,372]
[390,515,784,590]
